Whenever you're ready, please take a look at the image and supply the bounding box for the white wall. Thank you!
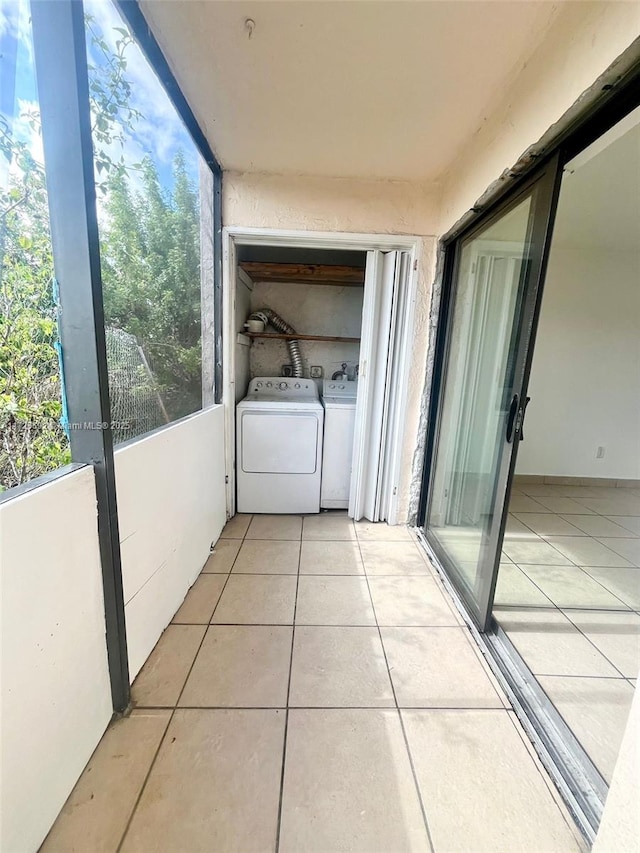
[223,173,440,236]
[594,669,640,851]
[248,280,363,382]
[221,9,639,521]
[439,3,640,231]
[115,406,226,679]
[0,467,112,853]
[224,175,438,523]
[517,247,640,479]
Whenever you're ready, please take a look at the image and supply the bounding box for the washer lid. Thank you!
[323,396,357,407]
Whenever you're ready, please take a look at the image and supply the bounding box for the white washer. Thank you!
[321,379,358,509]
[236,377,324,514]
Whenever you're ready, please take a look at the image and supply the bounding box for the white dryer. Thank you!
[321,379,358,509]
[236,377,324,514]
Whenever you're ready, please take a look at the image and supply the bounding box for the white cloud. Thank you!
[84,0,197,180]
[2,0,200,202]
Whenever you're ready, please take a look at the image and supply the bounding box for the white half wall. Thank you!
[0,466,112,853]
[115,406,226,680]
[517,248,640,480]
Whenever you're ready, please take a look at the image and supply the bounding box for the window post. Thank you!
[30,0,130,712]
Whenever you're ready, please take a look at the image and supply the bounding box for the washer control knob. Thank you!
[256,382,263,388]
[339,384,345,389]
[278,381,288,390]
[294,383,301,389]
[266,382,272,388]
[329,384,335,389]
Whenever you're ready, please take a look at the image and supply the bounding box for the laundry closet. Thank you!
[233,247,366,515]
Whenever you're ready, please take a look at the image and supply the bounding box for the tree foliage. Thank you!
[0,15,202,491]
[0,121,70,487]
[101,152,202,421]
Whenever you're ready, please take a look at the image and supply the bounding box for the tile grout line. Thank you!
[519,486,640,524]
[549,609,631,680]
[502,705,589,849]
[500,509,633,677]
[495,603,631,612]
[498,561,564,615]
[173,620,465,627]
[499,497,638,773]
[116,517,249,852]
[515,558,632,611]
[274,524,302,853]
[522,673,633,681]
[354,527,438,853]
[115,708,176,853]
[131,704,514,711]
[577,566,637,610]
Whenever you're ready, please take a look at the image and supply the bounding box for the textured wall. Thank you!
[224,174,438,523]
[1,467,112,852]
[115,407,227,678]
[248,280,364,385]
[224,172,440,236]
[438,3,640,232]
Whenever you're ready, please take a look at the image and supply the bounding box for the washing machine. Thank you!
[236,377,324,514]
[320,379,358,509]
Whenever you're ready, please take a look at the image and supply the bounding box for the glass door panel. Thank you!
[423,160,559,629]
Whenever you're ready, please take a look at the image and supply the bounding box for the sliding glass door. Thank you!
[421,158,560,630]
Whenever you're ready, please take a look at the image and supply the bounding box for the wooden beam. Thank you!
[239,262,365,286]
[246,332,360,344]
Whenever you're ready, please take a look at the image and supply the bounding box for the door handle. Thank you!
[506,394,531,443]
[506,394,519,443]
[519,396,531,441]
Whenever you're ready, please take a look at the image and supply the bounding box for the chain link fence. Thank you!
[105,327,168,444]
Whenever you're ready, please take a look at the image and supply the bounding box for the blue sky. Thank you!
[1,0,200,196]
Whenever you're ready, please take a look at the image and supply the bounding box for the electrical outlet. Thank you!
[282,364,293,377]
[310,366,323,379]
[596,446,606,459]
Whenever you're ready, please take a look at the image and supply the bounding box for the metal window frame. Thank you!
[31,0,130,712]
[30,0,223,713]
[416,528,606,845]
[115,0,224,404]
[418,61,640,534]
[416,53,640,841]
[419,156,562,631]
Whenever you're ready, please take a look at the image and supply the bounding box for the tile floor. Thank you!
[495,482,640,784]
[42,513,583,853]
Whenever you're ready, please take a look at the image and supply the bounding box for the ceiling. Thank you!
[140,0,563,181]
[553,117,640,252]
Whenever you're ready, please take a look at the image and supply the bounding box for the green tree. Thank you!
[0,122,70,488]
[101,152,202,422]
[1,13,202,490]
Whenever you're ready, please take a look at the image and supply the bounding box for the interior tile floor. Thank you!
[495,482,640,785]
[41,513,584,853]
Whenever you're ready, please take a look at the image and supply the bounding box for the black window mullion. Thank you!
[30,0,130,713]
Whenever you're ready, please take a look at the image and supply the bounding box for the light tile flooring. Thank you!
[42,513,584,853]
[495,482,640,784]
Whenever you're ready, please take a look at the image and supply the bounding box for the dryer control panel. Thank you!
[322,379,358,401]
